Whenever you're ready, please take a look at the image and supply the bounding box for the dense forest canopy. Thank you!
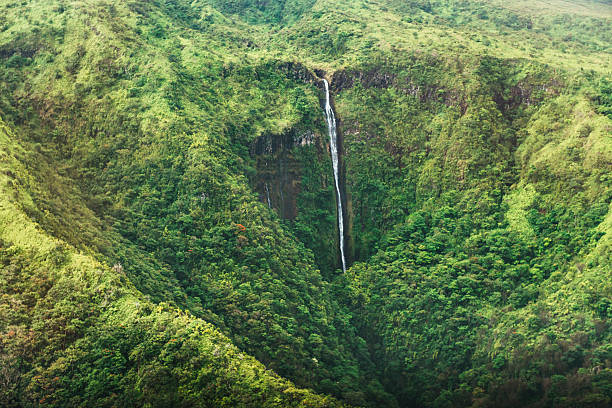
[0,0,610,407]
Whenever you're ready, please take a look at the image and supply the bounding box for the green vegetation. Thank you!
[335,54,611,406]
[0,0,610,407]
[0,117,342,407]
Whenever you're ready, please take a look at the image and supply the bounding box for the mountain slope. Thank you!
[0,0,610,407]
[0,117,343,407]
[1,0,389,404]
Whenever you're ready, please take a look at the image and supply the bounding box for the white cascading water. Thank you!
[264,182,272,208]
[323,79,347,273]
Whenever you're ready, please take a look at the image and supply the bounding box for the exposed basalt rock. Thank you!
[331,69,396,91]
[272,62,330,94]
[399,82,455,105]
[331,68,459,107]
[250,128,316,220]
[250,129,315,156]
[276,61,317,83]
[496,80,562,112]
[332,67,561,117]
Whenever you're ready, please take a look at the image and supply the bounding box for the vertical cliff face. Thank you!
[250,128,316,220]
[249,123,340,274]
[337,116,355,267]
[247,70,356,275]
[321,80,354,270]
[322,79,347,272]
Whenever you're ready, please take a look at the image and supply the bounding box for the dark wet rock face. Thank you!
[331,68,451,106]
[276,61,317,83]
[496,80,561,113]
[250,128,316,219]
[331,69,397,91]
[251,129,315,156]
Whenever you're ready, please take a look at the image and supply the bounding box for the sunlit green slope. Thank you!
[0,117,345,407]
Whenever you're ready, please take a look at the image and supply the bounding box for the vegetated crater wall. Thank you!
[248,62,354,271]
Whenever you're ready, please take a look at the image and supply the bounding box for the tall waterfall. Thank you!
[264,182,272,208]
[323,79,347,273]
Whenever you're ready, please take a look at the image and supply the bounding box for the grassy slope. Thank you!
[251,0,612,73]
[488,0,612,17]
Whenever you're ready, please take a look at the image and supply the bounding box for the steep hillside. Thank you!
[1,0,611,407]
[0,117,343,407]
[337,62,612,406]
[0,0,391,404]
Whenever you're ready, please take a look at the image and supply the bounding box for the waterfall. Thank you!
[323,79,347,273]
[264,182,272,208]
